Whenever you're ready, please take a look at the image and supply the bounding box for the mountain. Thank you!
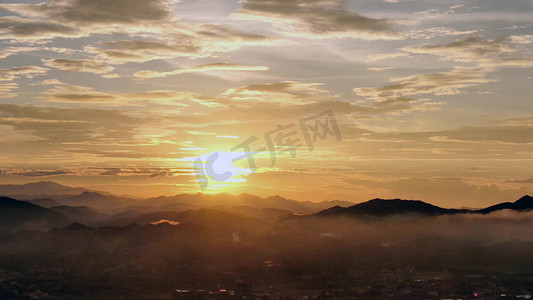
[54,222,95,233]
[1,181,354,214]
[107,209,145,220]
[475,195,533,214]
[210,205,292,221]
[317,198,469,218]
[0,181,90,198]
[50,205,109,225]
[54,191,140,211]
[0,182,141,212]
[0,196,74,232]
[28,198,64,208]
[261,195,321,213]
[99,208,267,239]
[144,193,353,214]
[316,195,533,218]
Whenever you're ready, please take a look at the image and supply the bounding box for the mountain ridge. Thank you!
[0,196,74,232]
[315,195,533,218]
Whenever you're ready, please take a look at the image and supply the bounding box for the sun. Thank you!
[193,150,253,194]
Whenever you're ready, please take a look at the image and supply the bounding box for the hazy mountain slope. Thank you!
[0,197,74,232]
[28,198,64,208]
[54,191,140,210]
[50,205,109,225]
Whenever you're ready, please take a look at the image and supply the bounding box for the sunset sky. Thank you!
[0,0,532,207]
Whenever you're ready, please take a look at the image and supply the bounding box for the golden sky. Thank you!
[0,0,532,207]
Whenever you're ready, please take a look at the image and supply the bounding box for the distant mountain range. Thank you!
[1,181,533,233]
[143,193,354,214]
[0,181,91,198]
[0,181,354,213]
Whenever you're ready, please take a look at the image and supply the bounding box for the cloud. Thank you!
[86,40,202,63]
[1,166,191,177]
[402,27,481,40]
[43,59,114,76]
[173,86,435,126]
[0,0,273,63]
[506,178,533,184]
[509,35,533,44]
[0,0,176,40]
[402,35,533,68]
[153,81,436,126]
[150,219,180,226]
[41,83,195,104]
[234,0,398,40]
[32,79,67,86]
[0,65,48,82]
[86,167,189,177]
[367,67,396,71]
[354,67,494,99]
[0,45,79,59]
[358,119,533,149]
[0,83,19,98]
[220,81,339,105]
[0,104,143,143]
[366,52,410,62]
[0,16,77,40]
[7,170,72,177]
[119,90,195,104]
[0,117,87,125]
[87,23,273,63]
[42,84,117,103]
[39,0,175,25]
[427,126,533,145]
[181,23,274,52]
[134,63,269,79]
[63,149,177,159]
[0,124,43,143]
[0,46,36,59]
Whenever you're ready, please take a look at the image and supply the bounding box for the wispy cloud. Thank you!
[234,0,398,40]
[134,63,269,79]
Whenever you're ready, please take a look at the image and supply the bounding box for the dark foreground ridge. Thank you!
[316,195,533,218]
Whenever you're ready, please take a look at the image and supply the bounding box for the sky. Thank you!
[0,0,532,208]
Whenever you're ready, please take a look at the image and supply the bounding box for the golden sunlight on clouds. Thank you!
[0,0,532,208]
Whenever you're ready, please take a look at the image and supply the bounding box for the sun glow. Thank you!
[193,150,254,193]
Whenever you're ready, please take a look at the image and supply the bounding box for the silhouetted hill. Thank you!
[316,195,533,218]
[0,196,74,232]
[476,195,533,214]
[317,198,469,217]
